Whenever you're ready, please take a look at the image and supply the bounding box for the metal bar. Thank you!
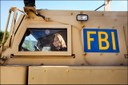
[10,11,17,37]
[1,10,11,44]
[94,4,106,11]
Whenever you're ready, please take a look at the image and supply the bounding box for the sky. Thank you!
[0,0,127,31]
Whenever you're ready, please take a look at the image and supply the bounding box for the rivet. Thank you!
[44,69,47,72]
[116,53,118,55]
[82,25,86,28]
[114,19,117,21]
[84,53,87,56]
[80,11,83,14]
[81,63,84,66]
[111,70,114,72]
[98,26,100,28]
[40,63,44,65]
[112,26,115,28]
[45,17,50,22]
[102,13,104,16]
[32,77,34,80]
[66,69,69,72]
[120,63,123,66]
[100,53,103,55]
[71,13,73,15]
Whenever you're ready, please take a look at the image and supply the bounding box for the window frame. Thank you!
[15,24,72,56]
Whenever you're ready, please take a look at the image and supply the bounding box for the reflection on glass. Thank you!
[19,28,67,51]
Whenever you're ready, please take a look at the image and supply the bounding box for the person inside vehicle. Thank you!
[51,33,67,51]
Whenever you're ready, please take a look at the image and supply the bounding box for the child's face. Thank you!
[53,37,61,47]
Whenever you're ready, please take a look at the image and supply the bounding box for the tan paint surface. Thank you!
[0,66,27,84]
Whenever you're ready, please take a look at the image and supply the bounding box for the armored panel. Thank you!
[28,66,128,84]
[0,66,27,84]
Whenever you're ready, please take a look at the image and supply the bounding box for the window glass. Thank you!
[19,28,67,51]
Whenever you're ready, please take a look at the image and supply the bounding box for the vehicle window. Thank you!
[19,28,67,51]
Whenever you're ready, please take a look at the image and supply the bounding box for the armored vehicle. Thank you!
[0,0,127,84]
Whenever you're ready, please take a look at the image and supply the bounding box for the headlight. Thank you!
[76,14,89,21]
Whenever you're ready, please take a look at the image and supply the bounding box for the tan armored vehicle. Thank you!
[0,0,128,84]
